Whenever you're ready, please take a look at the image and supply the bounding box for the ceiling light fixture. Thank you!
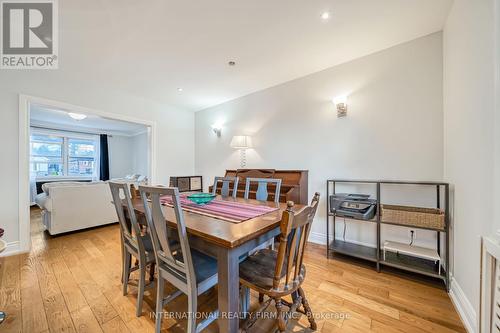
[321,11,330,20]
[68,112,87,121]
[177,87,183,92]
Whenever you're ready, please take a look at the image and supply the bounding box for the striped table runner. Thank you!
[160,194,279,223]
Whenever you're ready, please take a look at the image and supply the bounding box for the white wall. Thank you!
[0,73,194,254]
[108,135,134,178]
[195,33,444,248]
[494,0,500,244]
[108,132,150,179]
[443,0,496,331]
[131,131,150,178]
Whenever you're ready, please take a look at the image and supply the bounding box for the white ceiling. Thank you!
[60,0,453,112]
[30,105,148,136]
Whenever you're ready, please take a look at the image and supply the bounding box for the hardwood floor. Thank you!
[0,207,465,332]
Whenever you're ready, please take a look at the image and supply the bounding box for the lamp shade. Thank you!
[230,135,252,149]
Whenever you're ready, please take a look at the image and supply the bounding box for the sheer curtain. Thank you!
[30,171,37,205]
[29,127,38,204]
[93,134,100,181]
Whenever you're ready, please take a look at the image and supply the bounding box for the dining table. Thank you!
[131,194,305,333]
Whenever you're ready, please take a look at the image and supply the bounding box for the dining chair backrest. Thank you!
[109,181,145,254]
[244,177,282,203]
[130,184,139,199]
[139,185,196,291]
[212,176,239,198]
[273,192,320,292]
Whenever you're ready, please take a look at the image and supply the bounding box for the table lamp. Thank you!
[230,135,252,168]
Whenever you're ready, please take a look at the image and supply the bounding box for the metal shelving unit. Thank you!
[326,179,450,290]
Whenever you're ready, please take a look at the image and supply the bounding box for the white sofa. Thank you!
[35,181,118,235]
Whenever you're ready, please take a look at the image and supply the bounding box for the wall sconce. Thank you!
[211,123,223,137]
[230,135,252,168]
[333,95,348,118]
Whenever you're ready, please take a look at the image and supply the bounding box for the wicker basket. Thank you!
[381,204,445,230]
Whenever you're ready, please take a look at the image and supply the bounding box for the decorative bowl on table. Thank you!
[187,193,216,205]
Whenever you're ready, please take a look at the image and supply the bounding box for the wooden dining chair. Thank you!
[127,183,155,280]
[212,176,239,198]
[129,183,140,199]
[239,192,321,332]
[244,177,282,203]
[139,185,219,333]
[109,181,156,317]
[244,178,282,253]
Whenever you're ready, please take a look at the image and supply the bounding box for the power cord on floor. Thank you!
[409,230,415,246]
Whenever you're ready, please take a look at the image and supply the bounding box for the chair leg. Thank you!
[149,263,155,282]
[298,287,317,330]
[275,298,286,332]
[187,293,198,333]
[120,242,125,282]
[155,277,165,333]
[123,251,131,296]
[136,259,146,317]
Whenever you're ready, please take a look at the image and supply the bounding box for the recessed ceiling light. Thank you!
[321,11,330,20]
[177,87,183,92]
[228,61,236,66]
[68,112,87,121]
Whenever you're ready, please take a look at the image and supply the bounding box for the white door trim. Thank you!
[17,94,157,255]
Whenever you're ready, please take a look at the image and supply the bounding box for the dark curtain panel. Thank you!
[99,134,110,181]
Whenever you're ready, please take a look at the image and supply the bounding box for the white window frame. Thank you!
[30,133,64,177]
[30,127,99,181]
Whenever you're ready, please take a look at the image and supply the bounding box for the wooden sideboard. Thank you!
[208,169,308,205]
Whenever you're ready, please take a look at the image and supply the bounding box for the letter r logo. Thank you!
[2,2,53,54]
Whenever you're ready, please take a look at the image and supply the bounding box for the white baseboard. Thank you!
[449,276,477,333]
[0,241,23,257]
[308,232,376,249]
[308,231,328,245]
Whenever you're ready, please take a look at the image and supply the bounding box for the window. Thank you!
[30,134,64,177]
[68,138,96,176]
[30,130,98,178]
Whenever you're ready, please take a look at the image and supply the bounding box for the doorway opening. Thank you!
[18,95,156,254]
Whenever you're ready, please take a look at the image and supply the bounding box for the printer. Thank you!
[329,193,377,220]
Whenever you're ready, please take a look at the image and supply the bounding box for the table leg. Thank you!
[217,247,240,333]
[241,286,250,318]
